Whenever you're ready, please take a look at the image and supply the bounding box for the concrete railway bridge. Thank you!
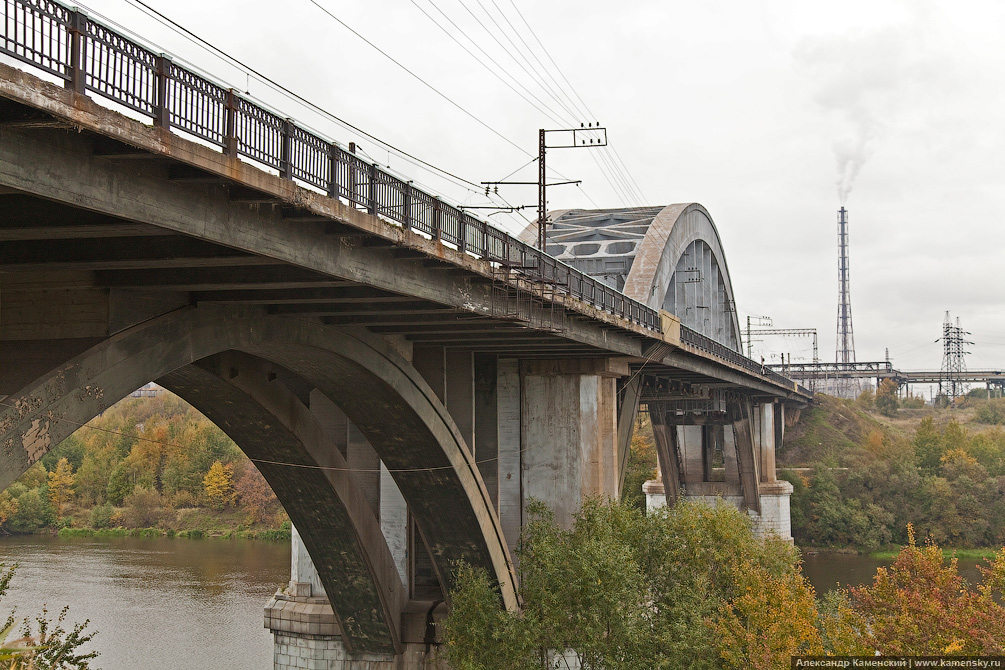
[0,2,811,666]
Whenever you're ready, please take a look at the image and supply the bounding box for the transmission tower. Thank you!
[939,311,972,404]
[834,207,860,398]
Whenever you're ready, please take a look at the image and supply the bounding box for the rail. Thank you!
[0,0,809,395]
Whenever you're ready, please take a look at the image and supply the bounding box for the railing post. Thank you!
[403,183,412,231]
[224,89,238,156]
[458,213,467,254]
[279,119,293,180]
[432,198,442,241]
[65,9,87,95]
[153,54,171,129]
[327,143,338,199]
[367,163,378,215]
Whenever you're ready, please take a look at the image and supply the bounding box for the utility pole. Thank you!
[483,124,607,257]
[745,315,773,359]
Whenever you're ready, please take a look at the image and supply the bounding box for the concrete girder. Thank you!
[0,67,649,356]
[158,354,406,654]
[0,305,518,625]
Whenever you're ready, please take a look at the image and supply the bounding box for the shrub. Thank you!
[121,486,162,528]
[975,399,1005,425]
[89,503,114,529]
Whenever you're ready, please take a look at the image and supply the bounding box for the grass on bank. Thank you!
[56,525,291,540]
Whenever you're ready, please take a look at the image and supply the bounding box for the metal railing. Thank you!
[0,0,809,395]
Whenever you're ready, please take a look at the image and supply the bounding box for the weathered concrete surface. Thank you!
[644,478,793,541]
[158,357,404,652]
[0,306,518,643]
[520,360,623,528]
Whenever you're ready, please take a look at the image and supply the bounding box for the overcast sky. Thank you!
[67,0,1005,377]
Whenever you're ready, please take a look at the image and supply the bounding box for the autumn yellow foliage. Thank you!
[203,460,236,509]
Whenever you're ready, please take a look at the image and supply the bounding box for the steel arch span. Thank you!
[0,305,517,654]
[526,203,743,352]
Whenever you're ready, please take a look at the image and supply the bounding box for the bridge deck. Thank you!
[0,0,810,403]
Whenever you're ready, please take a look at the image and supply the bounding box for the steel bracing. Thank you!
[834,207,859,398]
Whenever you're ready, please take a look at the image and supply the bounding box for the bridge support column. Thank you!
[267,530,439,670]
[644,400,792,541]
[752,400,792,540]
[519,359,627,528]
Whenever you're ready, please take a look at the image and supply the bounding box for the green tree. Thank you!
[8,489,54,533]
[444,499,817,670]
[105,462,134,506]
[875,379,899,417]
[914,417,946,473]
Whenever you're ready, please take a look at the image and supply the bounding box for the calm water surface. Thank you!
[802,550,985,594]
[0,536,993,668]
[0,535,289,670]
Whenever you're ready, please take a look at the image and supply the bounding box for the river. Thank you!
[801,550,986,594]
[0,535,289,670]
[0,536,994,669]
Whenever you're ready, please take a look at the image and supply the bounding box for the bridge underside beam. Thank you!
[0,78,647,361]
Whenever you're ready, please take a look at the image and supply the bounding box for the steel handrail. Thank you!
[0,0,809,395]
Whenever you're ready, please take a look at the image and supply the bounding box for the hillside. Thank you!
[779,393,1005,550]
[0,392,289,539]
[780,394,901,467]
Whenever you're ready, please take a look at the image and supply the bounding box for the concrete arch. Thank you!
[622,204,743,351]
[0,305,517,648]
[159,353,405,653]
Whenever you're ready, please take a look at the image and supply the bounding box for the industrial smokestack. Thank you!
[834,207,859,398]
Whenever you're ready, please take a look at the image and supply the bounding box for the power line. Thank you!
[504,0,650,205]
[412,0,569,127]
[114,0,487,192]
[307,0,529,157]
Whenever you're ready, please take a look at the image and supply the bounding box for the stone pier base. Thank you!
[643,479,793,541]
[265,591,447,670]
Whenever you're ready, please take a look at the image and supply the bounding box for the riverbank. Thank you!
[779,393,1005,551]
[55,525,291,541]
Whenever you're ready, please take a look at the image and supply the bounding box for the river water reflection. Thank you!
[0,535,289,670]
[0,535,994,669]
[801,550,985,595]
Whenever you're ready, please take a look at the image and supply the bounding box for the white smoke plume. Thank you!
[794,3,946,204]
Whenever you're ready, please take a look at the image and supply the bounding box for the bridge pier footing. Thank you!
[643,399,793,540]
[266,528,446,669]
